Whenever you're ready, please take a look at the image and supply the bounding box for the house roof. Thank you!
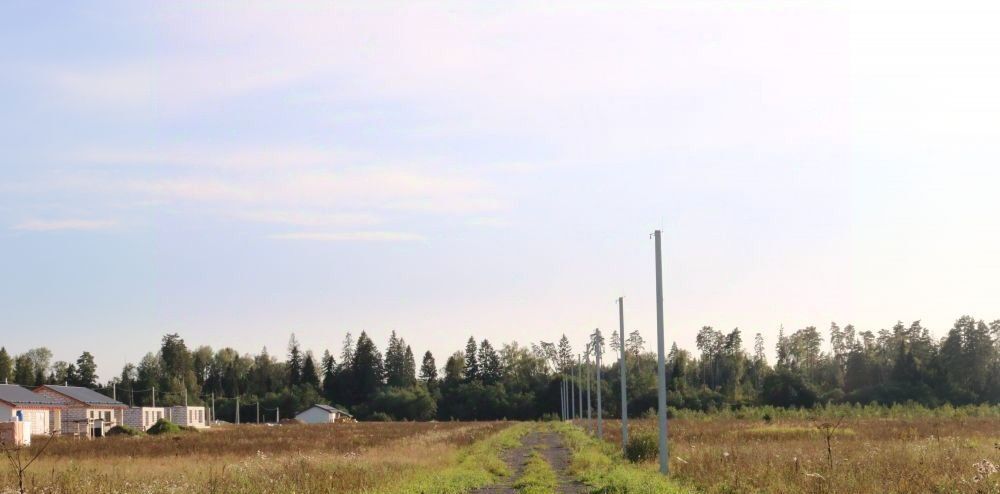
[0,384,63,407]
[37,385,126,407]
[309,404,353,417]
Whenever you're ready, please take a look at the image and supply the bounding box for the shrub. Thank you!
[624,432,659,463]
[147,419,182,435]
[368,411,393,422]
[106,424,144,436]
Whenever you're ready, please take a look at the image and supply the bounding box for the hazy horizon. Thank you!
[2,2,998,377]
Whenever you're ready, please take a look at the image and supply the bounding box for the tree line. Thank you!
[0,315,997,421]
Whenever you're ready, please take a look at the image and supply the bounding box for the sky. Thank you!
[1,1,998,377]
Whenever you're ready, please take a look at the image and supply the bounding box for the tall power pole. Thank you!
[618,296,628,454]
[570,364,575,420]
[653,229,669,475]
[585,344,592,428]
[595,330,603,439]
[577,355,583,419]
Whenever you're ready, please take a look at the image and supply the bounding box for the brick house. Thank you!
[123,407,165,431]
[34,385,127,437]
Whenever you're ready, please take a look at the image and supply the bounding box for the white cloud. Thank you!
[234,210,381,227]
[70,146,364,170]
[13,219,118,231]
[269,231,424,242]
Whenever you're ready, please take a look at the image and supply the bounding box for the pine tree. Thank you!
[75,351,98,387]
[464,337,480,381]
[384,331,407,387]
[302,352,320,388]
[0,347,11,383]
[321,350,337,401]
[419,351,438,386]
[479,340,502,384]
[403,345,417,387]
[340,332,355,369]
[351,331,384,401]
[287,334,303,386]
[13,355,34,386]
[557,335,573,371]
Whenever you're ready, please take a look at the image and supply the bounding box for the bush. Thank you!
[368,411,393,422]
[624,432,659,463]
[107,424,144,436]
[147,418,182,435]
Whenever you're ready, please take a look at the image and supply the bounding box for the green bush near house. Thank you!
[106,424,144,436]
[147,418,182,435]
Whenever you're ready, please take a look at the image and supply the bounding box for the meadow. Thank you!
[0,422,513,494]
[2,407,998,494]
[589,405,1000,494]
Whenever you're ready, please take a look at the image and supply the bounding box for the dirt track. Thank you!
[470,429,587,494]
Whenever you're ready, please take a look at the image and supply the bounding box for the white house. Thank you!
[0,384,63,436]
[34,384,127,437]
[123,407,165,431]
[295,404,352,424]
[167,406,208,428]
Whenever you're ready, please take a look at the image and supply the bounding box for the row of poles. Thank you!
[559,230,669,475]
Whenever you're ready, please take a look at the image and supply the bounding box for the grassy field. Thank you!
[0,422,516,494]
[3,410,998,493]
[586,410,1000,493]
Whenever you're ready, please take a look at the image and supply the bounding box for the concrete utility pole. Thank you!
[595,330,603,439]
[577,355,583,419]
[570,364,575,420]
[211,393,215,424]
[618,296,629,454]
[236,396,240,425]
[653,229,669,475]
[585,344,592,428]
[257,402,260,423]
[151,386,156,408]
[276,408,280,423]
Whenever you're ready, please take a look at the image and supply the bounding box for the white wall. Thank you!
[0,406,50,435]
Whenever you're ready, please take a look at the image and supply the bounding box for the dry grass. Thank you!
[588,416,1000,494]
[1,422,510,494]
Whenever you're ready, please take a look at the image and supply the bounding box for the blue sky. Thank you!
[1,2,998,376]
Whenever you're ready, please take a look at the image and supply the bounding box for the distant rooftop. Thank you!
[38,385,126,406]
[0,384,63,407]
[312,404,352,417]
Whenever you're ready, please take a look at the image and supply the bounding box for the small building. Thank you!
[123,407,165,431]
[167,405,208,428]
[34,385,127,437]
[0,384,64,436]
[295,404,352,424]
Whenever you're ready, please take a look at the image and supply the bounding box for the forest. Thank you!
[1,315,997,422]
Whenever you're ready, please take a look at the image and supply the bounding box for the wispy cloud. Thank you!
[13,219,118,232]
[268,231,424,242]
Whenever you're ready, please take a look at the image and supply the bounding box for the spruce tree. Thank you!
[302,352,320,388]
[321,350,337,401]
[463,337,479,381]
[403,345,417,387]
[287,334,303,386]
[0,347,11,383]
[419,351,438,386]
[351,331,384,402]
[479,340,502,384]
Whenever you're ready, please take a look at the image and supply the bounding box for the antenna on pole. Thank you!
[653,229,669,475]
